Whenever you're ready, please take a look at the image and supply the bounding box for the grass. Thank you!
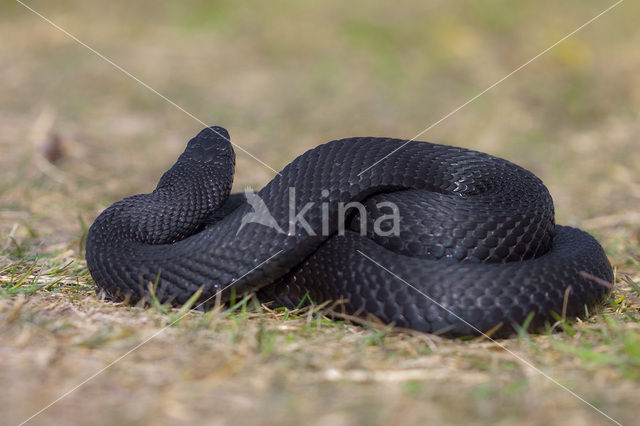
[1,238,638,425]
[1,0,639,425]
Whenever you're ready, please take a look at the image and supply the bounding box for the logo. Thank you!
[236,189,285,235]
[236,188,400,237]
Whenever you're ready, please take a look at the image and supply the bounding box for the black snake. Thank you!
[85,127,612,336]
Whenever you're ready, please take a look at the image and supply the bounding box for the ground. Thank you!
[1,1,639,425]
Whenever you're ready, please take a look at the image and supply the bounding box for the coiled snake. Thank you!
[86,127,612,336]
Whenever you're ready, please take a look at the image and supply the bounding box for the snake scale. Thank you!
[86,127,612,336]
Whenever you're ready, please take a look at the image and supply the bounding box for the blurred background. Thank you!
[1,0,638,257]
[1,2,640,425]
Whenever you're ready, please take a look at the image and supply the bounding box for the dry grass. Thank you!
[1,1,639,425]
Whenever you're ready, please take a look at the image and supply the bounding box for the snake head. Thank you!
[180,125,236,167]
[156,126,236,199]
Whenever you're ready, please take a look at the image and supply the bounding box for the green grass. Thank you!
[1,244,638,424]
[1,0,639,425]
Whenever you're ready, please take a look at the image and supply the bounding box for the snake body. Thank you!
[86,127,612,336]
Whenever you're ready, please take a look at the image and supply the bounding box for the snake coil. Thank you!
[86,127,612,336]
